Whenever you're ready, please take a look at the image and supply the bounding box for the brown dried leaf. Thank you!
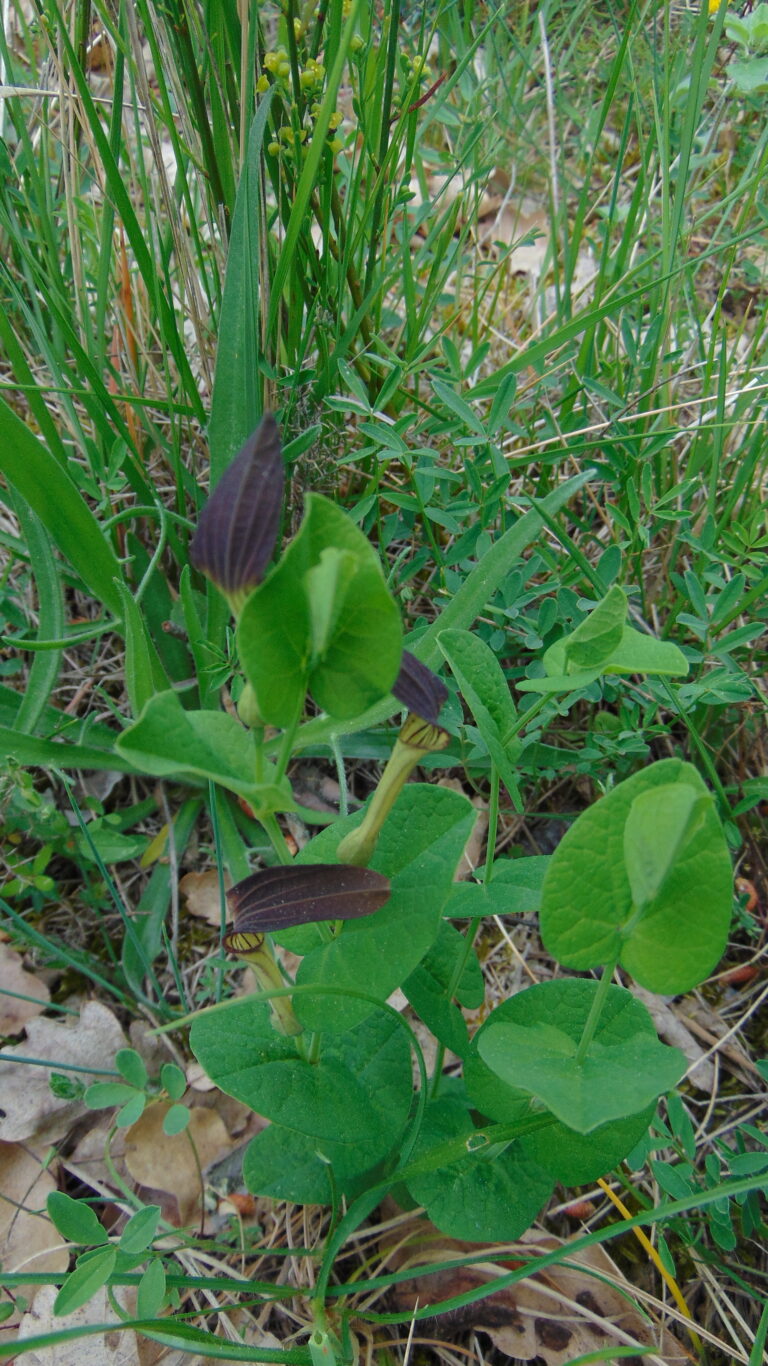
[124,1103,234,1226]
[0,1002,126,1144]
[0,1143,69,1337]
[631,985,715,1091]
[16,1284,140,1365]
[0,942,50,1034]
[179,869,231,926]
[385,1221,688,1364]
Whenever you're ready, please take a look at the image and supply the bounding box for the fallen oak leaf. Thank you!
[16,1283,140,1365]
[382,1218,688,1364]
[179,869,231,927]
[0,941,50,1034]
[124,1102,234,1227]
[0,1001,126,1144]
[0,1143,69,1337]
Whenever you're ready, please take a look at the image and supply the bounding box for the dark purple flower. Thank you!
[391,650,448,724]
[223,863,390,946]
[190,413,284,609]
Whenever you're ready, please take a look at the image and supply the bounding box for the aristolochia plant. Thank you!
[49,416,734,1351]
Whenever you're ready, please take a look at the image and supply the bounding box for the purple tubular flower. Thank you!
[223,863,391,944]
[391,650,448,724]
[190,413,284,603]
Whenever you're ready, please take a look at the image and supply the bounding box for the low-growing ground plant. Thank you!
[33,414,747,1360]
[1,0,767,1360]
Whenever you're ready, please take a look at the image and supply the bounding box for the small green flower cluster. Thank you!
[260,40,345,160]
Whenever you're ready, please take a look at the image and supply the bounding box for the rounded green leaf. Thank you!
[85,1082,141,1111]
[119,1204,161,1254]
[294,784,476,1032]
[115,691,293,807]
[116,1091,147,1128]
[539,759,732,993]
[191,1001,411,1206]
[47,1192,108,1247]
[53,1246,117,1316]
[477,979,685,1134]
[115,1048,148,1090]
[405,1096,553,1242]
[161,1062,187,1101]
[162,1103,191,1136]
[465,1005,655,1184]
[237,494,402,726]
[563,586,627,670]
[137,1258,167,1319]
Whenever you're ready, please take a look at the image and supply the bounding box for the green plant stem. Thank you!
[274,698,305,785]
[430,764,501,1098]
[103,1124,146,1211]
[261,813,295,865]
[660,680,732,822]
[363,0,401,303]
[574,961,616,1067]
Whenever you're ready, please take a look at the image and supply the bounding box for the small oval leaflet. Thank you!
[225,862,391,940]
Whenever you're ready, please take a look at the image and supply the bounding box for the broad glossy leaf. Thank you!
[305,547,358,659]
[115,690,294,809]
[465,1000,656,1183]
[623,782,708,908]
[242,1119,386,1205]
[564,586,627,670]
[238,493,402,725]
[586,623,688,678]
[287,469,594,749]
[405,1095,553,1242]
[443,856,549,920]
[540,759,732,992]
[518,623,689,694]
[191,1000,412,1204]
[292,784,476,1032]
[478,979,685,1134]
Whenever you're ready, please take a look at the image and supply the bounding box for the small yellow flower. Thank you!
[256,74,269,94]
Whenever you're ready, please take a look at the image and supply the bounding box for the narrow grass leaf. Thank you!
[11,497,64,734]
[0,396,123,618]
[208,91,275,481]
